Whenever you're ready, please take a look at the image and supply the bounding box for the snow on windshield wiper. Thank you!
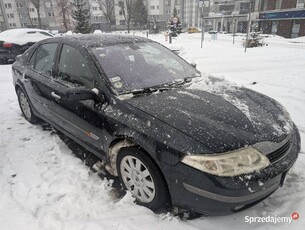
[164,77,195,87]
[123,76,199,97]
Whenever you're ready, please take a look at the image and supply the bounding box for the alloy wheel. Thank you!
[120,155,156,203]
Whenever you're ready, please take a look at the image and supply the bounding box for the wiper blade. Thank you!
[122,74,201,96]
[164,77,194,88]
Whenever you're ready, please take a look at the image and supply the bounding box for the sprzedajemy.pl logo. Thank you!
[245,212,299,224]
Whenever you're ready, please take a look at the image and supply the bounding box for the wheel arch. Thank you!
[106,134,159,176]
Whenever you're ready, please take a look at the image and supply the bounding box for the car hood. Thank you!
[125,78,292,153]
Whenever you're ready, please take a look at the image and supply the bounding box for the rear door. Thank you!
[22,42,59,122]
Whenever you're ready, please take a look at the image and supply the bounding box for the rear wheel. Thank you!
[117,147,170,211]
[17,88,39,124]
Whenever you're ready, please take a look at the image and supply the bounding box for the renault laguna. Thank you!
[12,35,301,215]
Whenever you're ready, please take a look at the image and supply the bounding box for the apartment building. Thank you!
[147,0,182,29]
[258,0,305,38]
[183,0,200,27]
[0,1,7,30]
[0,0,72,32]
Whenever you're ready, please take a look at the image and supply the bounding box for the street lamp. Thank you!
[200,1,205,48]
[244,0,254,52]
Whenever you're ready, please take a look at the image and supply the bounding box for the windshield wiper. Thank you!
[122,74,200,97]
[164,76,195,88]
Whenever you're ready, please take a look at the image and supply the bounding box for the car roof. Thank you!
[57,34,152,48]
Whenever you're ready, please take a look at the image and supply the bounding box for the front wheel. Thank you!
[117,147,170,211]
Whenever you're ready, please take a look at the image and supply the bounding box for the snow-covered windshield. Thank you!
[92,42,199,94]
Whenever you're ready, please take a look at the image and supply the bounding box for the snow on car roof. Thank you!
[61,34,151,47]
[0,28,54,45]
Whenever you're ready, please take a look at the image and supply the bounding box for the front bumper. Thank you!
[162,129,299,215]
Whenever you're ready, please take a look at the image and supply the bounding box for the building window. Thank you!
[119,10,123,15]
[16,3,24,8]
[48,12,54,17]
[5,3,12,8]
[165,1,170,6]
[151,6,155,10]
[94,16,99,20]
[275,0,282,10]
[118,1,124,8]
[21,23,27,27]
[271,21,277,35]
[7,14,15,19]
[93,7,98,11]
[157,5,159,10]
[291,21,300,38]
[30,8,35,12]
[9,23,16,28]
[19,13,23,18]
[297,0,304,8]
[119,20,126,25]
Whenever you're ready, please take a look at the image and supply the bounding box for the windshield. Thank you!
[92,42,199,94]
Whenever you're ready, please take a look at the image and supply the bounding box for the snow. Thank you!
[1,32,305,229]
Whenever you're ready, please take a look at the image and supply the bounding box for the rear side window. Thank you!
[58,44,94,88]
[32,43,57,75]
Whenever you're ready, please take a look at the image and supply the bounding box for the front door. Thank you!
[50,44,108,156]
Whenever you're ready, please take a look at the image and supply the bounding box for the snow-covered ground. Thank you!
[0,33,304,230]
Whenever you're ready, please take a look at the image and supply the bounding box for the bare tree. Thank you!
[56,0,71,32]
[119,0,134,33]
[30,0,42,28]
[97,0,115,32]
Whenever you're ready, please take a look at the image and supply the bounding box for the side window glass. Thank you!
[28,49,37,68]
[58,44,94,88]
[34,43,57,75]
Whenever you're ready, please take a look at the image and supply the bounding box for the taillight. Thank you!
[3,42,13,48]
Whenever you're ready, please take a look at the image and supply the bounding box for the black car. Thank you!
[0,28,54,64]
[12,34,301,215]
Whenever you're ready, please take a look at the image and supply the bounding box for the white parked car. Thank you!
[0,28,54,64]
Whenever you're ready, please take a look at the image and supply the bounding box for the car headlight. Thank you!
[181,147,270,177]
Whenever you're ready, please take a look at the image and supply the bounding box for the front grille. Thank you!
[267,139,291,163]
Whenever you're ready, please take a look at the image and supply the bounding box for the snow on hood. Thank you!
[187,75,293,136]
[0,28,53,45]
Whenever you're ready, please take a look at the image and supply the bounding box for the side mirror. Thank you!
[191,62,197,69]
[171,49,180,55]
[65,87,96,101]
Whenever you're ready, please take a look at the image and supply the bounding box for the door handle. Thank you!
[23,73,30,82]
[51,92,61,100]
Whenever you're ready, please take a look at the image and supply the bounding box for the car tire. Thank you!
[0,58,7,65]
[117,147,170,211]
[17,88,39,124]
